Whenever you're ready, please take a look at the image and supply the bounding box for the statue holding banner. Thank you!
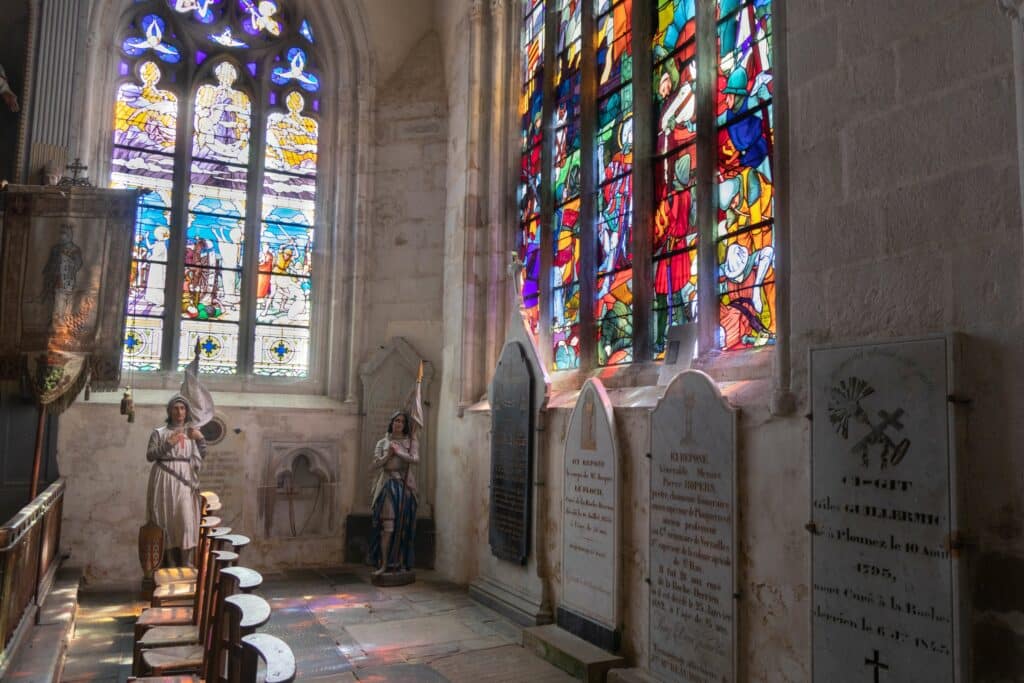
[368,363,423,585]
[141,342,215,569]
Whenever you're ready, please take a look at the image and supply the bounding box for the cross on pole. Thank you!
[864,649,888,682]
[66,158,88,180]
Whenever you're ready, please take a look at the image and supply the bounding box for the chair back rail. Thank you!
[241,633,296,683]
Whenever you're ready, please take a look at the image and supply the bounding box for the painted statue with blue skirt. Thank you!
[369,362,424,585]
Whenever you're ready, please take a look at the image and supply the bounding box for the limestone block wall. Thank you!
[786,2,1024,680]
[366,31,448,368]
[57,395,359,584]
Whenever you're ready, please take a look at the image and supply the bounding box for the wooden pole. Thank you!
[29,404,46,500]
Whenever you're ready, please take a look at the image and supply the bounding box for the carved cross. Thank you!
[864,649,888,682]
[66,158,88,180]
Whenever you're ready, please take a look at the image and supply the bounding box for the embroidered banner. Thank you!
[0,185,136,409]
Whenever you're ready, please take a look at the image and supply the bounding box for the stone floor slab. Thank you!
[428,644,577,683]
[347,615,479,651]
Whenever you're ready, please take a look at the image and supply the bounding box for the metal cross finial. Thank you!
[59,158,93,188]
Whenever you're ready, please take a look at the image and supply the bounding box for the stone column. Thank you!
[997,0,1024,271]
[458,0,489,414]
[25,0,88,182]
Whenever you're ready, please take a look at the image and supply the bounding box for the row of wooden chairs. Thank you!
[130,491,295,682]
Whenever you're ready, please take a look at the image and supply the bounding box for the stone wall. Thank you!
[788,3,1024,680]
[428,0,1024,681]
[57,394,359,584]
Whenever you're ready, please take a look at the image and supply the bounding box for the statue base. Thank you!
[371,569,415,587]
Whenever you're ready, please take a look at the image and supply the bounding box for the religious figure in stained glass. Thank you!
[265,92,318,173]
[241,0,282,36]
[115,61,178,154]
[193,62,250,162]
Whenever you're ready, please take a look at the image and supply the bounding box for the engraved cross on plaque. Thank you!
[681,392,696,442]
[864,649,888,682]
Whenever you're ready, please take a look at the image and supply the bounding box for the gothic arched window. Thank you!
[113,1,321,377]
[517,0,775,371]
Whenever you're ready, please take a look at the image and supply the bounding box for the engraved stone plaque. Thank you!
[811,336,964,682]
[489,341,533,564]
[560,378,619,648]
[650,370,737,683]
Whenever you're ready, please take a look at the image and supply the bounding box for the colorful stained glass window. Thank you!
[519,0,776,370]
[652,1,698,358]
[550,0,582,369]
[715,0,775,350]
[113,1,322,378]
[517,0,545,334]
[595,0,634,366]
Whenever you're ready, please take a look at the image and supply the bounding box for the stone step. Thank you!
[607,668,660,683]
[522,624,626,683]
[4,566,81,683]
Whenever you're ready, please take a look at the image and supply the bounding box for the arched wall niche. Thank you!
[259,442,340,539]
[70,0,376,400]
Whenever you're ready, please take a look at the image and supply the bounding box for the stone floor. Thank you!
[61,567,575,682]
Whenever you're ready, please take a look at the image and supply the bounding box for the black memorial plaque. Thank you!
[489,341,534,564]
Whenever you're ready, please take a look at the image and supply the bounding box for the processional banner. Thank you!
[0,185,136,410]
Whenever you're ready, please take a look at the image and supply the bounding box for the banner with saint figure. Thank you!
[0,185,137,411]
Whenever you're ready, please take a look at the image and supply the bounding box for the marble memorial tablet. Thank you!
[810,336,964,682]
[649,370,737,682]
[560,378,619,647]
[489,341,534,564]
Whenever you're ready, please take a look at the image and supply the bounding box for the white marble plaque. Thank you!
[811,336,964,682]
[649,370,737,683]
[562,378,619,633]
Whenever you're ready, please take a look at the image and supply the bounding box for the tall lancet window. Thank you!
[112,2,321,377]
[515,0,775,371]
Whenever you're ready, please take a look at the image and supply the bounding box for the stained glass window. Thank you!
[519,0,776,371]
[113,1,321,378]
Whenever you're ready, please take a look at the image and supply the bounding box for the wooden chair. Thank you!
[136,567,262,660]
[137,561,255,676]
[130,586,273,682]
[152,531,249,608]
[154,516,222,588]
[134,530,234,674]
[241,634,296,683]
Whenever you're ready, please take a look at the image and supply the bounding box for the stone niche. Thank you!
[344,337,435,567]
[259,441,339,539]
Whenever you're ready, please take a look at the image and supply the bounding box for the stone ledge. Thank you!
[4,566,81,683]
[607,668,659,683]
[522,624,626,683]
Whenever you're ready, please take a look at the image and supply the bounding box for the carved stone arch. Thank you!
[260,441,340,539]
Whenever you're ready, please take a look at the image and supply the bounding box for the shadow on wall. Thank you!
[0,0,29,182]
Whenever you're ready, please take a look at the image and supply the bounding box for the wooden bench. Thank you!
[153,516,222,588]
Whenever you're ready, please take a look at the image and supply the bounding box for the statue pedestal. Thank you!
[371,569,415,587]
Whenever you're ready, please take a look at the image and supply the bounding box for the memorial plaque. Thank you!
[650,370,737,683]
[489,341,534,564]
[811,337,964,683]
[560,378,619,649]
